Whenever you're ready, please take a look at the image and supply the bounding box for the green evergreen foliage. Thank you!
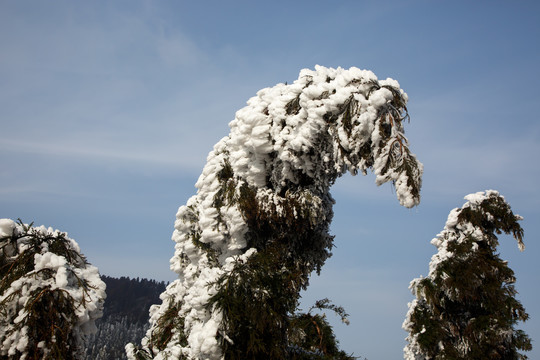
[403,191,532,360]
[288,299,354,360]
[206,174,340,359]
[208,244,305,359]
[0,219,105,360]
[149,301,188,353]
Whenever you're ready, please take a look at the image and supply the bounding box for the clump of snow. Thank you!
[131,65,422,360]
[0,219,15,238]
[0,220,106,358]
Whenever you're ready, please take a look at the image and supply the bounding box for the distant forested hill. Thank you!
[84,276,167,360]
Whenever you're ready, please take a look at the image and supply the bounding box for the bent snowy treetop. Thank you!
[128,65,423,360]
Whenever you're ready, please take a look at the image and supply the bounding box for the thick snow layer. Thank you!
[131,66,422,360]
[0,219,106,358]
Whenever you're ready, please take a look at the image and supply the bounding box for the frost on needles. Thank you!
[403,190,531,360]
[127,65,423,360]
[0,219,106,360]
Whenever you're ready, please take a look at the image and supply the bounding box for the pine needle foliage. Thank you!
[208,245,299,359]
[288,299,355,360]
[127,302,189,360]
[150,302,188,353]
[207,171,338,358]
[0,219,105,360]
[403,191,532,360]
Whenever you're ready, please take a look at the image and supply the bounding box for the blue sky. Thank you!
[1,1,539,358]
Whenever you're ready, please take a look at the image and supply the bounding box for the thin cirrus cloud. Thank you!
[0,7,233,176]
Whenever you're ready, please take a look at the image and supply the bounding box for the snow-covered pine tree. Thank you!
[0,219,106,359]
[127,65,423,360]
[403,190,532,360]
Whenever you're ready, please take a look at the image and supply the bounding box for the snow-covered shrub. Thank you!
[128,65,422,359]
[0,219,106,359]
[403,191,532,359]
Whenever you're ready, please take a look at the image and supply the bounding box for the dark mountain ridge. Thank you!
[84,275,167,360]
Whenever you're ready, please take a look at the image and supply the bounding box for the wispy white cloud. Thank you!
[0,137,181,167]
[0,2,244,179]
